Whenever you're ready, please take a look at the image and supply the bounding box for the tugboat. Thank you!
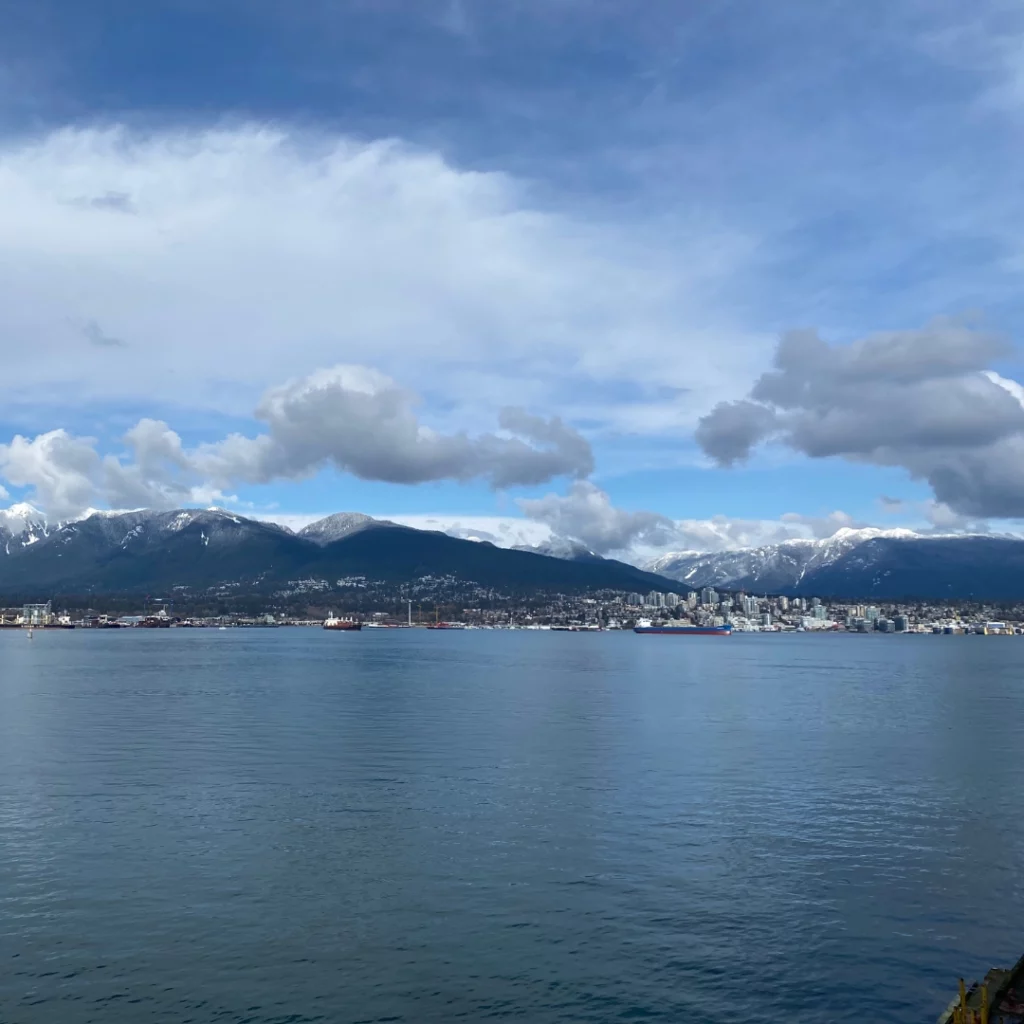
[323,614,362,631]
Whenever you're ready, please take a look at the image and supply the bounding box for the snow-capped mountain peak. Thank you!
[0,502,48,543]
[0,502,45,530]
[641,525,1024,598]
[512,537,601,562]
[299,512,391,545]
[822,526,920,545]
[4,502,43,519]
[646,527,929,580]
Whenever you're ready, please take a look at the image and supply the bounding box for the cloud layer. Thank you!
[0,125,754,438]
[518,481,677,555]
[0,365,592,519]
[515,481,869,558]
[696,320,1024,518]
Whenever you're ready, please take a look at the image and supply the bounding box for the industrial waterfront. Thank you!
[4,589,1024,636]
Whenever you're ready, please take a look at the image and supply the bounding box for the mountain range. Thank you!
[0,505,672,598]
[645,527,1024,601]
[4,504,1024,602]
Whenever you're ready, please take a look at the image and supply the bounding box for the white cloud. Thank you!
[387,514,554,548]
[190,366,591,487]
[0,364,593,517]
[0,430,101,520]
[518,480,677,554]
[515,481,871,560]
[0,124,758,434]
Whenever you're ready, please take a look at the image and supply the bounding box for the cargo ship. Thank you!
[323,614,362,631]
[634,618,731,636]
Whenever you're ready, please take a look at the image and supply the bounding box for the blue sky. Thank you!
[2,1,1024,556]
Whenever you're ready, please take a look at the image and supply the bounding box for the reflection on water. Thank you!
[1,630,1022,1023]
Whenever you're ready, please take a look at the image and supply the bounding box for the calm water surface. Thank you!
[1,630,1023,1023]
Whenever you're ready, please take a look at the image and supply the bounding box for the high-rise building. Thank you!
[778,596,789,611]
[893,615,908,632]
[701,587,718,607]
[626,593,643,607]
[647,591,665,607]
[665,593,681,608]
[865,606,881,623]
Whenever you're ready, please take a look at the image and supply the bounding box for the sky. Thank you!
[3,0,1024,562]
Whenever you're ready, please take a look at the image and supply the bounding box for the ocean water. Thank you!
[1,629,1022,1024]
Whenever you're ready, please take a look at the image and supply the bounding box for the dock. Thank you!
[938,952,1024,1023]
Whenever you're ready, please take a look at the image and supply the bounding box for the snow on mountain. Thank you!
[0,503,50,552]
[0,505,300,562]
[299,512,391,544]
[0,504,672,597]
[513,537,602,562]
[0,502,46,534]
[641,526,1024,597]
[14,502,1024,600]
[646,528,925,587]
[385,514,554,551]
